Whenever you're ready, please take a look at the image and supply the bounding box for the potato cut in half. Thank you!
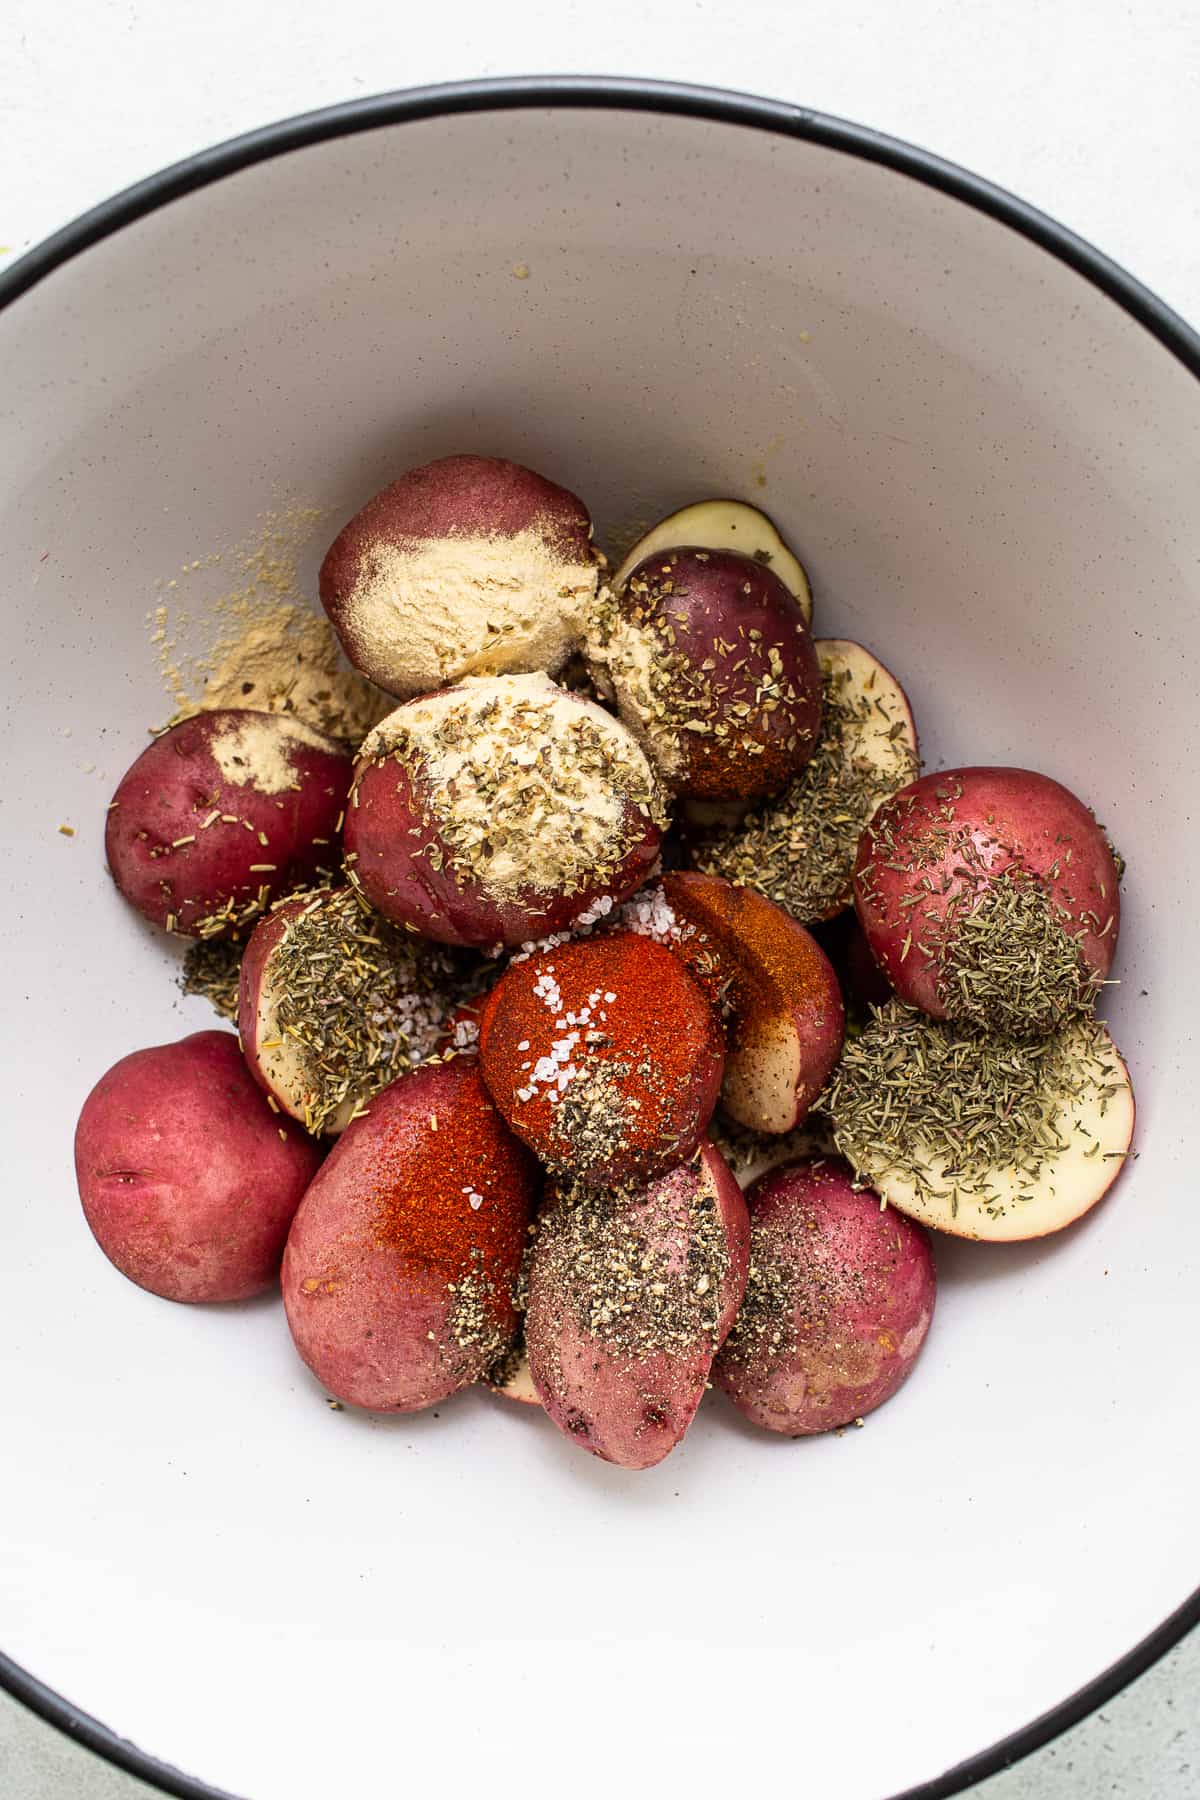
[689,638,918,923]
[611,498,812,623]
[823,1001,1134,1241]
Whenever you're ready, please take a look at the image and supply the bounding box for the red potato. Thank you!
[479,932,725,1186]
[238,887,455,1135]
[74,1030,321,1303]
[344,672,666,948]
[690,638,919,923]
[658,873,844,1134]
[585,547,823,801]
[281,1060,539,1411]
[524,1143,750,1469]
[853,767,1121,1036]
[105,710,352,939]
[319,453,600,700]
[714,1158,936,1435]
[611,498,813,624]
[825,1002,1135,1242]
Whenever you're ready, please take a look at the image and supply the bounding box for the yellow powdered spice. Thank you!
[153,504,391,744]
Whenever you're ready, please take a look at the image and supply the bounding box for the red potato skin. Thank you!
[345,741,662,949]
[105,711,351,937]
[281,1061,538,1412]
[525,1143,750,1470]
[319,454,596,692]
[612,547,823,799]
[661,873,845,1133]
[853,767,1120,1017]
[74,1031,322,1303]
[714,1158,936,1435]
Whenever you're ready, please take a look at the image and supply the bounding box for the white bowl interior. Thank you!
[2,102,1198,1800]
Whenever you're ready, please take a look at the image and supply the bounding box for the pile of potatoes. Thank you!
[76,454,1134,1472]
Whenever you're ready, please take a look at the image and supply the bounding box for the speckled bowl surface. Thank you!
[1,78,1198,1800]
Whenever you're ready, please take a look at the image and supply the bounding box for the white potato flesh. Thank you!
[816,638,918,804]
[612,498,812,623]
[855,1023,1135,1242]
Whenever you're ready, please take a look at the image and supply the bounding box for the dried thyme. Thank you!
[822,999,1121,1209]
[179,937,244,1020]
[935,865,1101,1036]
[262,886,455,1133]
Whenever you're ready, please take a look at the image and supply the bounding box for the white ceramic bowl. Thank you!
[2,78,1198,1800]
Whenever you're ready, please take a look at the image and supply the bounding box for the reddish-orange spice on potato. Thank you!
[478,932,725,1185]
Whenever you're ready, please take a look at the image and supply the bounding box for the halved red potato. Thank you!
[478,932,725,1186]
[344,673,666,948]
[238,886,456,1135]
[659,873,844,1134]
[823,1001,1135,1241]
[714,1157,936,1436]
[74,1031,322,1304]
[690,639,918,922]
[281,1060,539,1411]
[524,1142,750,1469]
[707,1113,837,1190]
[853,767,1121,1037]
[319,454,600,699]
[585,548,822,801]
[611,498,812,624]
[105,710,351,939]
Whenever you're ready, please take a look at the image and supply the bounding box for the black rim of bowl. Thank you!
[1,73,1197,1800]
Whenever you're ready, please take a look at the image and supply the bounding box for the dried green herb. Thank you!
[821,999,1119,1208]
[692,659,918,920]
[179,937,244,1020]
[936,865,1100,1036]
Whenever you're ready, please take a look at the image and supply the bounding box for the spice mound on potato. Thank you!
[319,453,601,699]
[479,931,725,1186]
[105,709,352,939]
[344,672,667,947]
[524,1142,750,1468]
[853,767,1120,1037]
[691,639,919,922]
[238,886,457,1135]
[714,1157,936,1435]
[823,1000,1135,1241]
[585,546,822,801]
[610,498,813,624]
[657,872,844,1135]
[74,1030,322,1303]
[282,1059,539,1411]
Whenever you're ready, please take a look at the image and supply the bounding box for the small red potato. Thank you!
[281,1060,538,1411]
[344,673,666,948]
[479,932,725,1186]
[610,498,813,623]
[660,873,844,1134]
[524,1142,750,1469]
[319,453,600,699]
[105,710,352,939]
[691,639,919,922]
[714,1158,936,1435]
[585,547,822,801]
[74,1030,321,1303]
[825,1002,1135,1242]
[238,886,455,1135]
[854,767,1121,1036]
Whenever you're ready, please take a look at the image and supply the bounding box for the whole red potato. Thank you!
[525,1142,750,1469]
[319,453,600,699]
[714,1157,936,1435]
[74,1030,322,1303]
[585,547,822,801]
[105,710,351,938]
[281,1060,538,1412]
[344,673,666,947]
[853,767,1121,1036]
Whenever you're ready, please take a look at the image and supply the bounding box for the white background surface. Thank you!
[1,3,1197,1798]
